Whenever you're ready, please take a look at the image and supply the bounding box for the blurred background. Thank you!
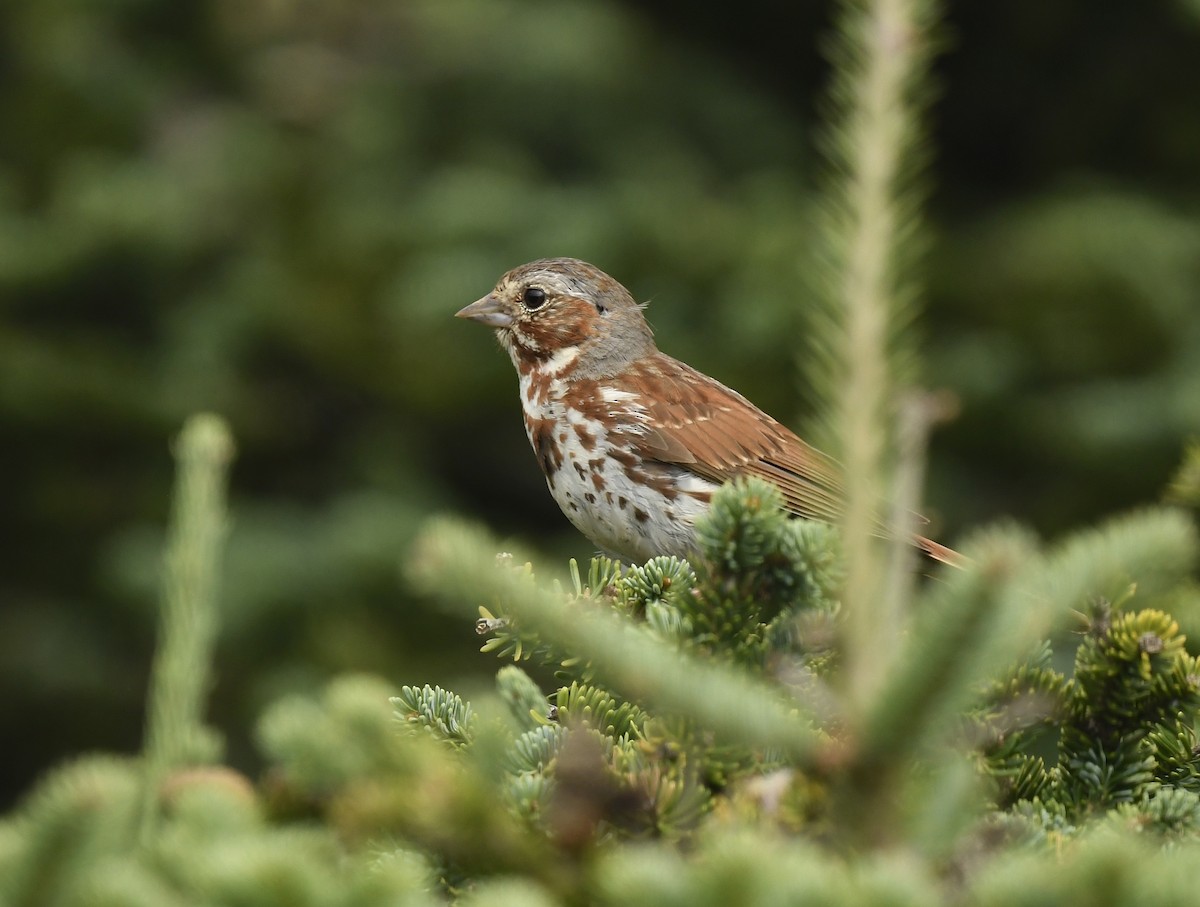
[3,0,1199,808]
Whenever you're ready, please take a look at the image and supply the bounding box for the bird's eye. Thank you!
[522,287,547,310]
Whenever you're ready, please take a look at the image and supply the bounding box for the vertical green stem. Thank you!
[879,391,951,635]
[829,0,937,712]
[139,413,235,841]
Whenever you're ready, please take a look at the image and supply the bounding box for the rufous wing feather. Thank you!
[626,354,846,524]
[626,353,963,566]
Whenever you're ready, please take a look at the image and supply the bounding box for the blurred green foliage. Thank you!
[2,0,1199,807]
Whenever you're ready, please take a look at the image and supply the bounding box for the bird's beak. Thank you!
[455,294,514,328]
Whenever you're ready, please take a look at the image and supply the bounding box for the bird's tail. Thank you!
[916,535,967,569]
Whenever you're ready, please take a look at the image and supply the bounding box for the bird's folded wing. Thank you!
[629,356,846,524]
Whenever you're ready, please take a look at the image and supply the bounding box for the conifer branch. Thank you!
[864,508,1196,773]
[409,518,821,763]
[1165,439,1200,507]
[139,414,234,842]
[811,0,942,708]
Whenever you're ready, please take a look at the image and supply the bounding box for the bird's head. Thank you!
[457,258,656,378]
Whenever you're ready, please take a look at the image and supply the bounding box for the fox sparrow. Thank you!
[457,258,957,566]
